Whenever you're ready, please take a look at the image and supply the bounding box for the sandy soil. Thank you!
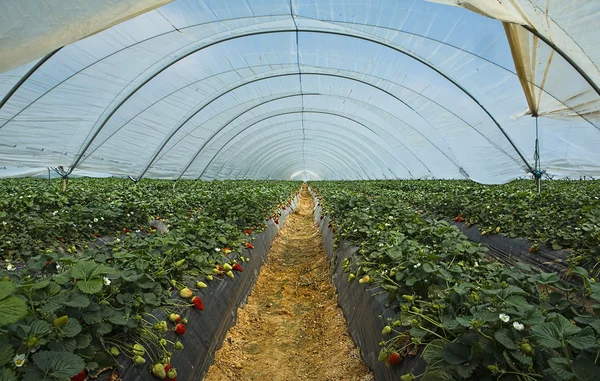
[203,188,373,381]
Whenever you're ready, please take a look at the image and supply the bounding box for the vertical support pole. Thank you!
[533,116,542,193]
[47,168,51,187]
[62,177,67,192]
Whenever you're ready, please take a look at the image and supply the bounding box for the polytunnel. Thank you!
[1,0,600,183]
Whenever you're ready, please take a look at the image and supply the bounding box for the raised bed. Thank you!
[311,190,425,380]
[119,195,299,381]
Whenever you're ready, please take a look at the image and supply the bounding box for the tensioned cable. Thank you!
[289,0,306,172]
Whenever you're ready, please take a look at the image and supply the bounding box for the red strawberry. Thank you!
[274,219,279,224]
[70,369,86,381]
[283,206,286,210]
[328,223,332,228]
[386,352,402,365]
[45,261,51,266]
[164,364,173,372]
[245,242,254,249]
[320,215,324,220]
[192,296,204,310]
[92,233,99,237]
[61,237,66,242]
[174,323,186,335]
[245,229,253,235]
[232,263,243,272]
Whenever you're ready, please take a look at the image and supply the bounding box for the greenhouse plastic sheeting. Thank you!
[0,0,599,183]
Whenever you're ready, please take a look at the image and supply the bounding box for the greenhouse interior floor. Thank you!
[204,189,372,381]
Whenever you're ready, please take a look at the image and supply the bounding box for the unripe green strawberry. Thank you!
[27,337,38,348]
[53,315,69,327]
[134,355,146,365]
[167,369,177,379]
[223,263,233,271]
[159,339,167,346]
[170,279,177,287]
[206,275,213,281]
[212,268,220,274]
[378,349,388,362]
[392,320,401,327]
[382,325,392,335]
[110,346,120,356]
[401,295,414,302]
[152,363,166,379]
[226,270,234,278]
[174,341,184,350]
[169,313,180,323]
[196,281,208,289]
[348,273,356,282]
[399,373,414,380]
[133,343,145,356]
[174,259,185,267]
[179,287,193,298]
[182,318,188,324]
[359,275,370,284]
[520,343,533,354]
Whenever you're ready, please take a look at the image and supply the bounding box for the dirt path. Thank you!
[204,188,372,381]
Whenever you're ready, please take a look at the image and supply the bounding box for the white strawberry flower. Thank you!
[215,248,221,252]
[13,354,25,367]
[499,313,510,323]
[103,277,111,286]
[6,263,15,271]
[513,322,524,331]
[414,263,421,269]
[93,218,98,223]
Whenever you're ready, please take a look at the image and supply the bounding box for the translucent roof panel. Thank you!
[0,0,599,183]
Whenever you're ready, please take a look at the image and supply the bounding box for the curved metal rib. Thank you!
[64,28,533,177]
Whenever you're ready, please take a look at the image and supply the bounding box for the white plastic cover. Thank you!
[0,0,173,73]
[0,0,599,183]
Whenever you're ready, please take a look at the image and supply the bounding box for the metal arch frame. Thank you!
[268,156,360,181]
[188,110,414,179]
[224,153,351,181]
[218,118,406,179]
[221,137,372,180]
[208,131,378,181]
[240,137,386,180]
[0,48,63,110]
[216,125,395,180]
[81,65,299,161]
[51,28,535,177]
[205,140,361,181]
[219,130,385,180]
[133,71,454,180]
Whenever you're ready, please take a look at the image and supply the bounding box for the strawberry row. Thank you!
[0,180,299,381]
[310,182,600,381]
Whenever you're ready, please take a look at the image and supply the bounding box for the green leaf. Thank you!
[62,319,82,338]
[0,296,28,326]
[0,282,15,300]
[63,293,90,308]
[566,326,597,349]
[29,320,51,336]
[0,336,14,366]
[75,334,92,349]
[572,356,600,381]
[31,279,50,290]
[422,339,445,365]
[70,262,97,280]
[505,295,528,308]
[553,314,581,337]
[531,322,562,349]
[76,278,103,294]
[522,308,545,325]
[442,342,470,365]
[0,368,17,381]
[494,328,517,349]
[94,322,112,336]
[548,357,575,381]
[552,242,563,251]
[30,350,85,379]
[510,350,532,365]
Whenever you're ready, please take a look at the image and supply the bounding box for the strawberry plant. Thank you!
[0,179,299,380]
[311,182,600,381]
